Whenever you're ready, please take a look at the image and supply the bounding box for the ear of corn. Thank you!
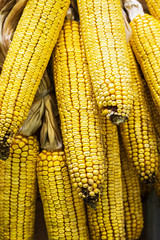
[77,0,133,124]
[0,0,70,160]
[87,119,125,239]
[53,19,105,207]
[143,86,160,197]
[129,14,160,115]
[142,78,160,154]
[145,0,160,20]
[0,134,39,240]
[120,142,143,240]
[119,45,159,183]
[37,150,90,240]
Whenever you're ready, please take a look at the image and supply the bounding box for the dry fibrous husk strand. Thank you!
[20,70,62,152]
[0,0,28,56]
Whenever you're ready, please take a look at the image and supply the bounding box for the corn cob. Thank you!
[141,78,160,153]
[87,119,125,239]
[142,80,160,197]
[145,0,160,20]
[124,0,160,115]
[0,0,70,160]
[37,150,90,240]
[77,0,133,124]
[119,45,158,183]
[53,19,105,207]
[0,134,39,240]
[120,142,143,240]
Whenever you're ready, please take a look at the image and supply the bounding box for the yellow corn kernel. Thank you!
[0,135,39,240]
[37,150,90,240]
[53,20,105,207]
[119,45,159,183]
[77,0,133,123]
[120,142,143,240]
[0,0,70,160]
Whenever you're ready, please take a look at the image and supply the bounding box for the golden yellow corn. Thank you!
[142,80,160,153]
[0,134,39,240]
[53,19,105,207]
[87,119,125,239]
[145,0,160,20]
[120,143,143,240]
[37,150,90,240]
[120,45,158,183]
[77,0,133,123]
[130,14,160,115]
[0,0,70,160]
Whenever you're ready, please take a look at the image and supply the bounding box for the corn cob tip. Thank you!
[110,113,127,125]
[82,188,99,209]
[0,132,12,160]
[142,172,156,184]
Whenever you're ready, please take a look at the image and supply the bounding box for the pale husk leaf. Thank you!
[122,8,132,43]
[40,96,62,151]
[124,0,145,21]
[20,70,62,151]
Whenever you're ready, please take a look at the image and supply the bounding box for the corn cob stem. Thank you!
[53,19,105,207]
[0,135,39,240]
[0,0,70,160]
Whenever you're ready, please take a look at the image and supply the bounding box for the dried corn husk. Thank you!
[20,70,62,151]
[122,8,132,43]
[0,0,27,64]
[124,0,144,21]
